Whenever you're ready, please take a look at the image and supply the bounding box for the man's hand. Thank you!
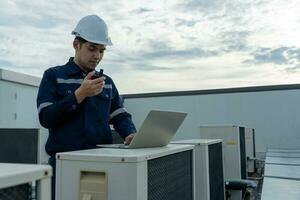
[75,71,105,103]
[124,133,135,145]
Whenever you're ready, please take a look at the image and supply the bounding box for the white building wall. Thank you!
[123,88,300,154]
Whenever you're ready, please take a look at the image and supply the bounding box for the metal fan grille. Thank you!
[148,150,193,200]
[0,183,31,200]
[209,142,225,200]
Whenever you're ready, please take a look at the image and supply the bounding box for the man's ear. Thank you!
[73,39,80,50]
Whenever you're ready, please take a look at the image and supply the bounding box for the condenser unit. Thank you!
[200,125,247,200]
[172,139,225,200]
[56,144,194,200]
[0,163,52,200]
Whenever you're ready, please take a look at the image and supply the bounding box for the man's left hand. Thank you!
[124,133,135,145]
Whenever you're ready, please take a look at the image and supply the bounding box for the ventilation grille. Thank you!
[0,183,31,200]
[252,129,256,157]
[239,127,247,179]
[148,150,193,200]
[0,129,38,164]
[209,142,225,200]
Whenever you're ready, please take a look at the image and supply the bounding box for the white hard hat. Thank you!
[72,15,112,45]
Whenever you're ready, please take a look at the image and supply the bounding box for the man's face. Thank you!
[74,39,106,73]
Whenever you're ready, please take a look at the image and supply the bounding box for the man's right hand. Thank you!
[75,71,105,104]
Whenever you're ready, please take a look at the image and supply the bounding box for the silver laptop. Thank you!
[97,110,187,149]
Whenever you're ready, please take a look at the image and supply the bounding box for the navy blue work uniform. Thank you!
[37,58,136,200]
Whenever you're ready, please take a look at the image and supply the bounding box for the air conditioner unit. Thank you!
[200,125,247,200]
[56,144,194,200]
[172,139,225,200]
[0,163,52,200]
[245,128,256,173]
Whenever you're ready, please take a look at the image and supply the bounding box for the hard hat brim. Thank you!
[72,31,113,46]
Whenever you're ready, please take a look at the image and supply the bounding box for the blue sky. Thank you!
[1,0,300,94]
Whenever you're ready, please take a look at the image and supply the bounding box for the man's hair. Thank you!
[75,36,88,44]
[75,36,100,46]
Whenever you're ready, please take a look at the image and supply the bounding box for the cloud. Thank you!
[170,0,260,55]
[287,48,300,60]
[175,18,198,27]
[219,31,250,52]
[108,37,221,72]
[0,14,64,29]
[0,59,13,67]
[244,46,300,72]
[176,0,225,12]
[1,0,300,93]
[140,47,218,60]
[131,8,153,14]
[103,48,199,73]
[245,47,290,65]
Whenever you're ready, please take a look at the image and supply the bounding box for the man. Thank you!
[37,15,136,200]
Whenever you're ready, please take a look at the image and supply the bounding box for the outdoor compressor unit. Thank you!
[0,163,52,200]
[172,139,225,200]
[56,144,194,200]
[200,125,247,200]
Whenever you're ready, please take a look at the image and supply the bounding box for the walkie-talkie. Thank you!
[92,69,104,79]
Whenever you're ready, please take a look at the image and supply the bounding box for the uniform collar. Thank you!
[66,57,84,76]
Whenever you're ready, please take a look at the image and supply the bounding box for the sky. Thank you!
[1,0,300,94]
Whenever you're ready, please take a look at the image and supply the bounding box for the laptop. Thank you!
[97,110,187,149]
